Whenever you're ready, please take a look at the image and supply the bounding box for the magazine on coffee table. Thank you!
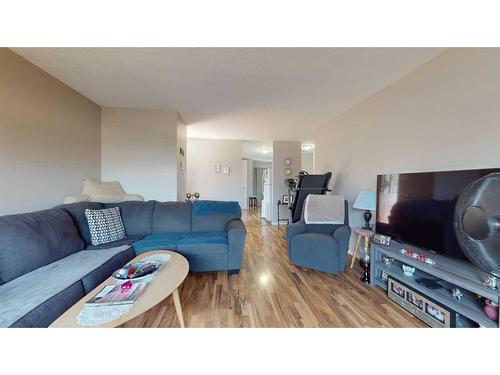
[85,282,148,307]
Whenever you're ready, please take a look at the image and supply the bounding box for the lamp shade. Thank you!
[353,191,376,211]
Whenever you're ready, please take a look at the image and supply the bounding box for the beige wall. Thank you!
[0,48,101,215]
[187,138,242,202]
[272,141,302,224]
[101,108,179,201]
[301,152,314,173]
[314,48,500,245]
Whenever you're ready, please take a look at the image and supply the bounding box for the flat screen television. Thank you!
[375,168,500,262]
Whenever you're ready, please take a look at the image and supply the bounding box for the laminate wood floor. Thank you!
[132,209,425,328]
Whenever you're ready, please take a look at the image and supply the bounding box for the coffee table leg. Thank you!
[172,288,185,328]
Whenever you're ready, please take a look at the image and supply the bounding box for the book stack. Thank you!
[85,282,148,307]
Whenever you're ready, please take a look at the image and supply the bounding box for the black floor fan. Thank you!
[289,172,332,223]
[454,172,500,277]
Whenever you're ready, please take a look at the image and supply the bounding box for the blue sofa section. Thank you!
[0,200,246,327]
[285,200,351,275]
[59,200,246,273]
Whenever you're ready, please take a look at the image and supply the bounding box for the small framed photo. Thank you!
[387,277,455,328]
[373,233,391,246]
[381,270,388,282]
[282,195,289,204]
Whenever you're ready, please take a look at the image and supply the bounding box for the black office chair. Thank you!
[289,172,332,223]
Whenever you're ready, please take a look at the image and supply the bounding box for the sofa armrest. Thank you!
[226,219,246,272]
[332,225,352,270]
[285,221,307,257]
[286,221,307,239]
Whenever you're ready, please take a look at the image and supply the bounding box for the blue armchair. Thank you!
[285,200,351,274]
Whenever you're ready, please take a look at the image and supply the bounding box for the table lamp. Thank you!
[353,191,376,229]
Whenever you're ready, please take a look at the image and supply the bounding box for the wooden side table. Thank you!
[349,227,374,268]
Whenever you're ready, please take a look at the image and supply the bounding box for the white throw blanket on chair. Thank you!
[303,195,345,224]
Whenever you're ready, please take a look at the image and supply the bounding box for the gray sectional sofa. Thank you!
[0,200,246,327]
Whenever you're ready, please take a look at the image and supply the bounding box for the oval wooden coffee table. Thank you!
[50,250,189,328]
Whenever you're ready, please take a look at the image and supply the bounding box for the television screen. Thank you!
[375,168,500,262]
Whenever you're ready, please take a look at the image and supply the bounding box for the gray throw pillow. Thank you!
[85,207,126,246]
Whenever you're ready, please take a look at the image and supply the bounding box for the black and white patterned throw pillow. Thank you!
[85,207,126,246]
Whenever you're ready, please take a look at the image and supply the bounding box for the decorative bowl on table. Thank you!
[113,260,161,280]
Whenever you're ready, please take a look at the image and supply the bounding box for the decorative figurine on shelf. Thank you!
[399,248,436,265]
[483,275,498,290]
[451,288,463,301]
[381,271,388,282]
[402,265,416,277]
[382,256,394,268]
[424,257,436,265]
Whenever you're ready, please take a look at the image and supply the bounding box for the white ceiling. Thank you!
[12,48,445,141]
[242,141,273,162]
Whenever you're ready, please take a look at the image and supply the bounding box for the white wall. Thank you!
[314,48,500,248]
[272,141,302,224]
[0,48,101,215]
[177,115,187,201]
[301,152,314,173]
[241,159,248,209]
[101,107,179,201]
[187,138,243,202]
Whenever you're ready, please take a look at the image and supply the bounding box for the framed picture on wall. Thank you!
[282,195,289,204]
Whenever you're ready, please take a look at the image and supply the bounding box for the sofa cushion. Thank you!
[176,242,228,256]
[184,253,228,272]
[133,231,228,255]
[105,201,155,236]
[152,201,192,233]
[133,232,184,254]
[177,231,229,258]
[0,245,132,327]
[290,232,341,274]
[10,281,85,328]
[191,200,241,232]
[85,207,126,246]
[86,235,144,250]
[81,246,135,293]
[0,208,84,285]
[57,202,105,246]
